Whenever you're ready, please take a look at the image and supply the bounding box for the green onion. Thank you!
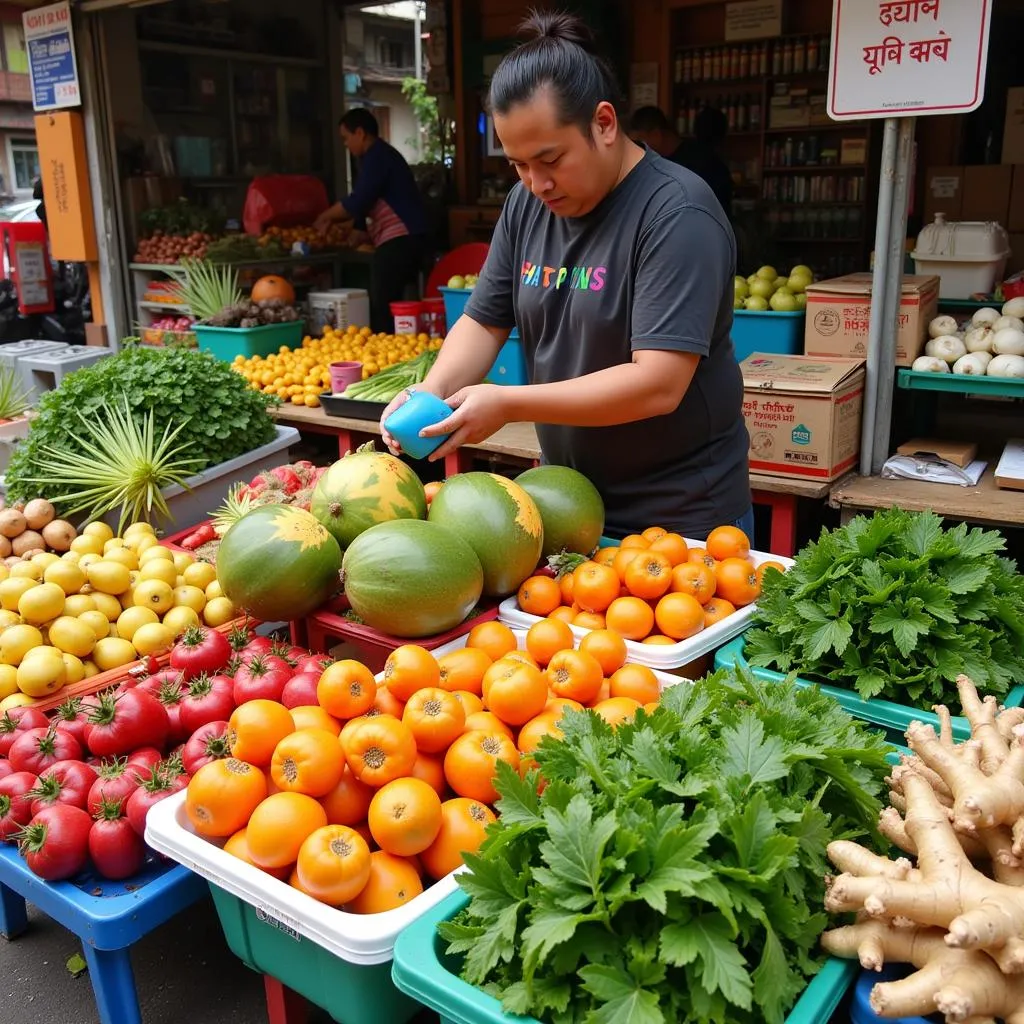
[0,366,32,421]
[168,259,243,323]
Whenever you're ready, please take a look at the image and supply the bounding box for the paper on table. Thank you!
[881,455,987,487]
[995,440,1024,491]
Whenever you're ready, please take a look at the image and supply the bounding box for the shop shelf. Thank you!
[896,368,1024,400]
[391,890,859,1024]
[715,634,1024,744]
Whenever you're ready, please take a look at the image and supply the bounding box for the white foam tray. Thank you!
[498,542,794,670]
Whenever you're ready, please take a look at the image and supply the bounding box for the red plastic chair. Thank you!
[424,242,490,298]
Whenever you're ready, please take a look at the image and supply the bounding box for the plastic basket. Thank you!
[498,540,795,671]
[852,967,934,1024]
[194,320,305,361]
[731,309,805,362]
[391,890,859,1024]
[714,634,1024,745]
[307,289,370,333]
[439,287,527,387]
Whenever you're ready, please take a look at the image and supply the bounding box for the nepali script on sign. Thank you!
[864,0,949,75]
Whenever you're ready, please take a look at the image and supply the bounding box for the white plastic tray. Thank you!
[498,542,794,670]
[146,792,459,966]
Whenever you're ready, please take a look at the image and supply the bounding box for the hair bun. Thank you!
[520,9,596,52]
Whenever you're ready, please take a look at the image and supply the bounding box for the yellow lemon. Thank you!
[139,560,178,587]
[62,653,85,684]
[183,562,217,590]
[102,538,125,554]
[83,660,99,679]
[9,561,43,581]
[87,561,131,596]
[124,522,156,539]
[23,644,63,662]
[19,583,67,625]
[127,533,159,555]
[139,546,174,567]
[132,622,174,657]
[83,521,115,544]
[0,610,19,631]
[17,648,66,697]
[0,663,18,700]
[172,585,206,614]
[0,577,37,612]
[116,606,158,641]
[0,692,35,711]
[62,594,96,617]
[161,605,200,637]
[104,546,139,571]
[61,551,81,565]
[133,579,174,616]
[171,552,194,575]
[70,534,104,557]
[44,560,87,595]
[48,616,97,658]
[0,623,42,665]
[78,610,112,642]
[205,580,224,602]
[108,624,119,639]
[31,552,60,570]
[78,552,101,570]
[90,592,123,622]
[174,575,186,588]
[0,564,9,583]
[203,597,236,627]
[92,636,137,672]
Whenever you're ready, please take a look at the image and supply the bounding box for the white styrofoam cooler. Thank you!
[307,289,370,332]
[499,542,795,670]
[911,214,1011,299]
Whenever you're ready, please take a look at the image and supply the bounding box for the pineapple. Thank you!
[212,484,254,537]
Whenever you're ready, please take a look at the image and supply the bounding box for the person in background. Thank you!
[314,108,428,332]
[629,105,733,217]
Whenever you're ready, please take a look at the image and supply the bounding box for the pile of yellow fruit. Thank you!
[232,324,442,407]
[0,521,238,711]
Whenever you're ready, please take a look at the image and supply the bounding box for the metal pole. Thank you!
[859,118,900,477]
[871,118,916,475]
[413,6,423,81]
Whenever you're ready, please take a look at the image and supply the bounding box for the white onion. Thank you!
[964,326,993,353]
[972,351,993,369]
[953,353,989,375]
[925,336,967,363]
[993,316,1024,334]
[972,307,1001,328]
[1003,298,1024,319]
[987,354,1024,377]
[912,355,950,373]
[928,315,959,339]
[993,328,1024,356]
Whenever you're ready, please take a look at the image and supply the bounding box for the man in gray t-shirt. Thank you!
[462,148,750,538]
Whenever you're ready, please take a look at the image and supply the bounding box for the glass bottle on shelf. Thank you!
[739,45,750,79]
[782,41,794,75]
[759,42,769,76]
[702,49,713,80]
[771,42,782,76]
[794,38,806,74]
[783,136,794,167]
[749,95,761,131]
[674,51,683,83]
[807,36,819,71]
[796,138,807,165]
[711,48,722,80]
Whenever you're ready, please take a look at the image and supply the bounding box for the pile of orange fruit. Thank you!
[257,223,352,252]
[516,525,786,646]
[183,620,663,913]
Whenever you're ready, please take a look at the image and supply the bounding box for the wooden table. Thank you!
[272,405,828,556]
[830,466,1024,528]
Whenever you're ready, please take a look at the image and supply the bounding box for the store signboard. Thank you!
[828,0,992,120]
[23,2,80,112]
[724,0,782,42]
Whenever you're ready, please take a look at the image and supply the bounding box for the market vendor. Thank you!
[314,108,428,333]
[380,11,751,541]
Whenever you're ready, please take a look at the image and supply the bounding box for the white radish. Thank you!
[924,336,967,363]
[928,315,959,339]
[1003,298,1024,319]
[912,355,950,373]
[987,354,1024,377]
[972,307,1001,328]
[964,326,994,353]
[993,328,1024,356]
[953,353,989,375]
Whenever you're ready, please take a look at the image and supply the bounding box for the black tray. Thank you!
[320,392,387,421]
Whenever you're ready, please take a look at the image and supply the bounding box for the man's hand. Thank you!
[379,388,414,455]
[313,207,337,234]
[420,384,510,463]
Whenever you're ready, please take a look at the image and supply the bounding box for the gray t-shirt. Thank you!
[464,148,750,538]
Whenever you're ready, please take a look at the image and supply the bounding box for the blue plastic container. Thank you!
[383,390,452,460]
[852,967,938,1024]
[732,309,805,362]
[439,287,528,386]
[193,320,305,361]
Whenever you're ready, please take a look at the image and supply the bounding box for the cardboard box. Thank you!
[923,166,964,223]
[803,273,940,366]
[896,437,977,468]
[995,440,1024,491]
[740,355,865,482]
[1003,88,1024,165]
[962,165,1013,225]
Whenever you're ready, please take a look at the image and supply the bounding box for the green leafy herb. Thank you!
[745,509,1024,708]
[440,668,891,1024]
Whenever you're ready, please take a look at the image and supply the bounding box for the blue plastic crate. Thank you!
[852,967,935,1024]
[439,287,527,386]
[732,309,805,362]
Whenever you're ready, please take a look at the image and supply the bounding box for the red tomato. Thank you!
[226,624,256,654]
[9,728,83,777]
[232,657,291,705]
[293,654,332,676]
[89,809,146,880]
[18,804,92,880]
[154,681,190,745]
[0,771,38,841]
[169,625,233,680]
[87,761,141,816]
[30,760,98,815]
[125,772,176,837]
[280,672,321,709]
[181,721,231,776]
[0,760,12,782]
[178,674,234,734]
[50,698,91,748]
[241,637,273,659]
[135,669,186,699]
[0,709,49,758]
[126,748,164,782]
[86,690,170,758]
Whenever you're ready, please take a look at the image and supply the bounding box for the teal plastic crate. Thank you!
[193,320,305,361]
[439,287,528,386]
[392,891,859,1024]
[731,309,805,362]
[208,883,421,1024]
[715,634,1024,745]
[896,367,1024,400]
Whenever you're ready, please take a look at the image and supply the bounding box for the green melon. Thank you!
[427,472,543,597]
[342,519,484,638]
[515,465,605,557]
[217,504,342,621]
[310,442,427,549]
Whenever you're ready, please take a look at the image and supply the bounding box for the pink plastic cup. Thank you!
[330,361,363,394]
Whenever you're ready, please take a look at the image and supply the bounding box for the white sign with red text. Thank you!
[22,2,79,112]
[828,0,992,121]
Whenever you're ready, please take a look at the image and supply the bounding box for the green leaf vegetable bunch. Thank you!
[746,509,1024,708]
[441,669,891,1024]
[6,344,277,510]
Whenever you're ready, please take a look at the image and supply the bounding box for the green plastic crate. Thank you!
[208,883,421,1024]
[193,320,305,361]
[715,635,1024,746]
[392,891,859,1024]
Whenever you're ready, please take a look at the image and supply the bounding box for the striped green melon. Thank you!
[427,472,543,597]
[515,465,605,557]
[341,519,484,638]
[310,442,427,549]
[217,504,342,621]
